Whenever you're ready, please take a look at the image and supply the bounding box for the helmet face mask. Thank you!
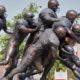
[23,12,34,23]
[52,5,59,12]
[27,17,34,23]
[73,29,80,37]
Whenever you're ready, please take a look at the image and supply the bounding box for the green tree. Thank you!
[14,2,41,20]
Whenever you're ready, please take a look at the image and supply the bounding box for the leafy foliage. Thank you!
[27,3,41,13]
[47,60,74,80]
[0,1,74,80]
[0,34,10,59]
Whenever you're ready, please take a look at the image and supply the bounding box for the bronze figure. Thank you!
[0,11,38,77]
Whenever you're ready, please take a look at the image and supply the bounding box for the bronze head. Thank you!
[23,11,34,23]
[66,10,78,22]
[48,0,59,12]
[72,24,80,36]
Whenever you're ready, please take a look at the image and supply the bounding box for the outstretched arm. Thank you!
[18,25,38,33]
[16,19,39,33]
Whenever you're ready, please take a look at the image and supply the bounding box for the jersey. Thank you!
[34,29,60,49]
[11,19,32,44]
[52,16,72,29]
[40,8,57,18]
[26,8,58,46]
[52,17,73,46]
[39,8,58,30]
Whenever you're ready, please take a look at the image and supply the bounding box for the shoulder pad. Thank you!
[40,8,57,18]
[53,17,72,28]
[41,8,53,14]
[16,19,28,26]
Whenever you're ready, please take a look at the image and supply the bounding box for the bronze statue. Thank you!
[13,10,80,80]
[1,23,80,80]
[15,1,61,79]
[26,0,60,46]
[0,2,80,80]
[0,28,60,80]
[0,11,38,77]
[0,0,59,78]
[17,1,61,78]
[40,24,80,80]
[39,11,79,79]
[39,11,80,79]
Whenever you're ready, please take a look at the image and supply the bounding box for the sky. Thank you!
[0,0,80,21]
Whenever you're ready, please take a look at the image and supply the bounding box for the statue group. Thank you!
[0,0,80,80]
